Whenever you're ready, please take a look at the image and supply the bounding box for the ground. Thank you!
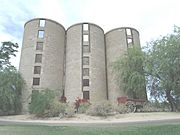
[0,112,180,135]
[0,112,180,125]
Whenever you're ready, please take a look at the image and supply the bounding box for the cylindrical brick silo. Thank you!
[105,27,141,102]
[19,18,65,112]
[65,23,107,103]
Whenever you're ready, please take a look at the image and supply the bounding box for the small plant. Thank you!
[142,101,170,112]
[28,89,55,117]
[78,102,91,114]
[48,100,67,117]
[113,104,128,114]
[74,97,90,113]
[86,101,114,117]
[64,105,75,118]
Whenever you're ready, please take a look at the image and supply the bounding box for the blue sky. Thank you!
[0,0,180,68]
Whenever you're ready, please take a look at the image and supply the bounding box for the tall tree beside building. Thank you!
[0,41,24,115]
[146,26,180,111]
[113,46,147,99]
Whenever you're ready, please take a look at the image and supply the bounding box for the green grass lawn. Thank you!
[0,124,180,135]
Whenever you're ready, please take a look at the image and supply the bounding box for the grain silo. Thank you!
[65,23,107,103]
[105,27,140,102]
[19,18,65,112]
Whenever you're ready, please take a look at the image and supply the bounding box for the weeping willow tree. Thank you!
[0,41,24,115]
[113,46,147,99]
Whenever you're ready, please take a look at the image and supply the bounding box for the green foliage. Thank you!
[78,102,91,114]
[86,101,114,117]
[142,101,170,112]
[0,41,18,70]
[146,26,180,111]
[113,46,147,99]
[47,99,67,117]
[64,105,75,118]
[113,104,128,114]
[29,89,55,116]
[0,69,24,115]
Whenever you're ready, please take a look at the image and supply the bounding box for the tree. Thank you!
[0,41,18,70]
[113,46,147,99]
[0,68,24,115]
[146,26,180,111]
[0,41,24,115]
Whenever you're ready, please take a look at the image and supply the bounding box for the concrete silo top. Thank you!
[105,27,139,36]
[24,18,65,31]
[67,22,104,32]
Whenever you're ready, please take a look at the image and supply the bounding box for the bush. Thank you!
[113,104,128,114]
[28,89,55,117]
[47,100,67,117]
[78,102,91,114]
[64,105,75,118]
[74,97,91,113]
[142,101,170,112]
[86,101,114,117]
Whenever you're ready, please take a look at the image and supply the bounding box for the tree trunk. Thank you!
[166,90,177,112]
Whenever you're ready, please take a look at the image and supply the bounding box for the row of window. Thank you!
[82,24,90,100]
[126,28,134,47]
[32,20,46,86]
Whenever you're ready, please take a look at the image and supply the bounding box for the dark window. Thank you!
[83,57,89,65]
[34,66,41,74]
[35,54,42,63]
[83,68,89,76]
[36,42,43,51]
[39,20,45,27]
[83,91,89,100]
[38,30,44,38]
[33,78,40,85]
[83,79,89,86]
[83,45,90,53]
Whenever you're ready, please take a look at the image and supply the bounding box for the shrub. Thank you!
[78,102,91,114]
[86,101,114,117]
[28,89,55,117]
[47,100,67,117]
[65,105,75,118]
[142,101,170,112]
[74,97,90,113]
[113,104,128,114]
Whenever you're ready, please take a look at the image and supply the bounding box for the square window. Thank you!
[83,68,89,76]
[83,91,89,100]
[34,66,41,74]
[83,45,90,53]
[83,57,89,65]
[36,42,43,51]
[83,79,89,86]
[83,24,89,31]
[126,29,131,36]
[33,78,40,85]
[38,30,44,38]
[35,54,42,63]
[39,20,45,27]
[83,35,89,42]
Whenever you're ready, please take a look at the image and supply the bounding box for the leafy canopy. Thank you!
[113,46,147,99]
